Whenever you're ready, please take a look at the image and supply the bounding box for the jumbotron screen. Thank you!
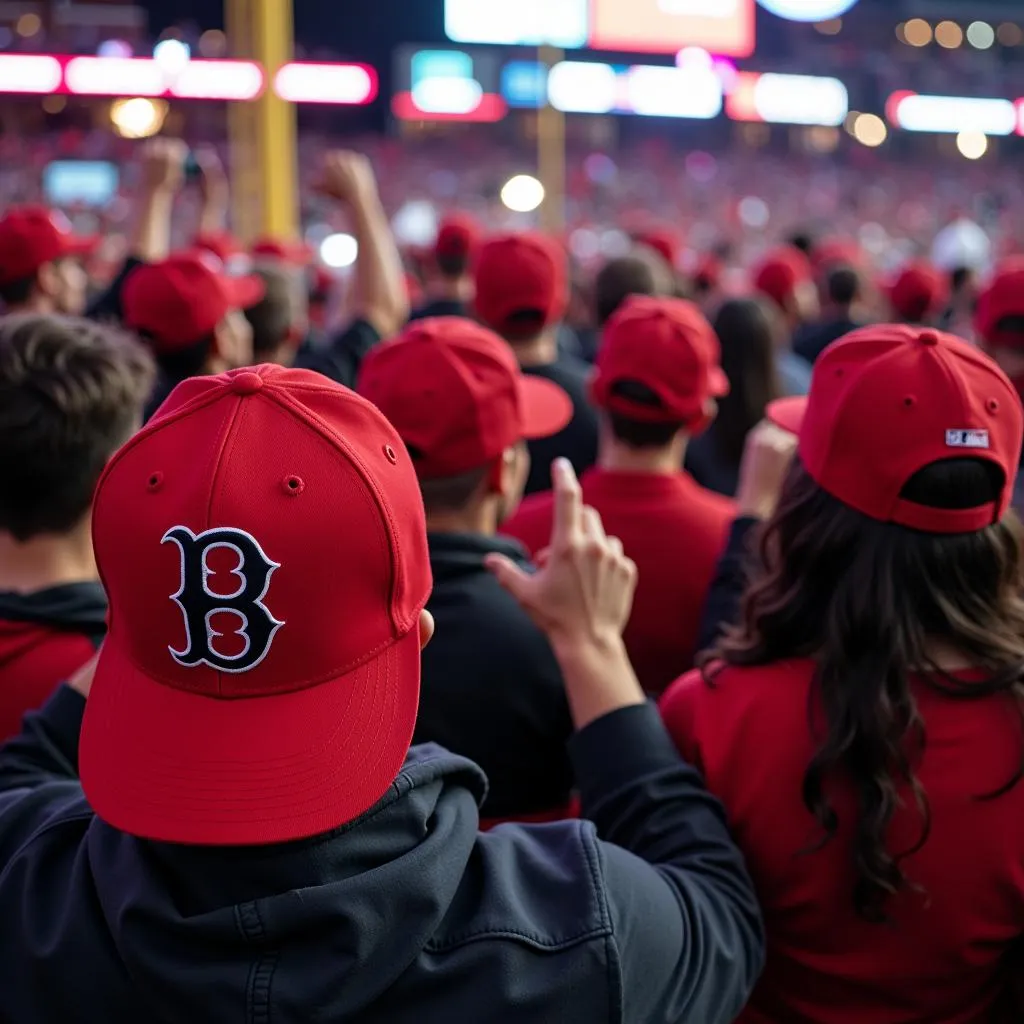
[444,0,756,57]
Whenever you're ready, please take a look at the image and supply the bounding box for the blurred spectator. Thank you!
[359,318,576,822]
[409,213,479,321]
[243,264,307,365]
[594,250,674,328]
[793,264,864,364]
[687,299,782,498]
[0,315,152,741]
[474,233,598,495]
[887,262,949,326]
[505,297,734,694]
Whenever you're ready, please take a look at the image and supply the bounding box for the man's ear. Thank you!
[35,261,58,298]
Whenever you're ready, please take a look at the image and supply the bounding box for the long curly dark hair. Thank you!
[703,456,1024,922]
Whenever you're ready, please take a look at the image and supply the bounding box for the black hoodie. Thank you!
[0,688,764,1024]
[0,582,106,742]
[419,533,573,821]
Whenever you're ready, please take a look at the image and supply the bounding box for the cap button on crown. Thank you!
[230,371,264,396]
[917,329,939,347]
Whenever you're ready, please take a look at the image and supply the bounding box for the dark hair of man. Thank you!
[606,380,684,448]
[437,251,470,279]
[498,309,548,344]
[244,266,294,358]
[0,314,155,540]
[788,231,815,256]
[594,252,670,326]
[135,331,213,383]
[992,315,1024,343]
[703,457,1024,923]
[710,299,781,466]
[827,265,860,307]
[950,266,972,294]
[407,443,488,514]
[0,272,38,307]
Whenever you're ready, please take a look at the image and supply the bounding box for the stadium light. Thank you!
[902,19,932,46]
[547,62,617,115]
[887,93,1017,135]
[627,66,722,119]
[501,174,545,213]
[851,113,886,147]
[967,22,995,50]
[956,131,988,159]
[174,61,264,101]
[0,54,62,94]
[153,39,190,77]
[756,0,859,23]
[274,63,377,105]
[110,97,168,139]
[726,72,847,126]
[320,233,358,269]
[934,21,963,49]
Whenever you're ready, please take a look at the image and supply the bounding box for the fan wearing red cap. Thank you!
[792,263,865,367]
[974,260,1024,399]
[474,232,599,495]
[122,253,264,419]
[661,324,1024,1023]
[409,213,480,322]
[888,261,949,326]
[359,317,578,822]
[0,206,93,316]
[0,362,765,1022]
[504,296,735,694]
[753,246,819,331]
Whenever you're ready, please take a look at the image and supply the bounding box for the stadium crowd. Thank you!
[0,134,1021,1022]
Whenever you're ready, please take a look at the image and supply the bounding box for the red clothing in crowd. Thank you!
[503,468,734,692]
[660,659,1024,1024]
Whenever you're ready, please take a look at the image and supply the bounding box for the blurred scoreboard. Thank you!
[445,0,756,57]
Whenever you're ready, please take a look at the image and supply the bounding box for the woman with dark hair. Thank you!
[686,299,781,496]
[662,325,1024,1023]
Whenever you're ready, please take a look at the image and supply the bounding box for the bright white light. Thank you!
[569,227,601,261]
[756,0,859,22]
[931,218,991,272]
[966,21,995,49]
[852,112,887,147]
[0,54,62,94]
[445,0,588,47]
[753,73,848,126]
[98,39,132,58]
[174,61,263,100]
[676,47,713,71]
[548,61,616,114]
[627,66,722,119]
[320,233,359,269]
[738,196,769,229]
[412,76,483,114]
[890,94,1016,135]
[153,39,190,77]
[274,63,376,105]
[65,57,167,96]
[110,97,167,139]
[392,201,439,246]
[501,175,545,213]
[957,130,989,159]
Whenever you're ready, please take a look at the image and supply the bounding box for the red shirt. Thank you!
[503,468,734,693]
[660,660,1024,1024]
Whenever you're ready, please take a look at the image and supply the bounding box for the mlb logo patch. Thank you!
[945,429,990,449]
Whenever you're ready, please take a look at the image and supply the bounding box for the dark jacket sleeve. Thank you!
[0,686,88,867]
[570,703,764,1024]
[294,318,381,388]
[86,257,144,322]
[697,515,760,654]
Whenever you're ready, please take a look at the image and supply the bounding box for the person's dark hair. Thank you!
[992,315,1024,342]
[136,333,213,383]
[437,251,470,279]
[499,309,547,344]
[788,231,815,256]
[412,462,489,513]
[245,265,295,358]
[606,380,684,448]
[594,252,671,326]
[704,457,1024,922]
[827,265,860,307]
[710,299,781,466]
[950,266,973,294]
[0,314,155,541]
[0,272,38,308]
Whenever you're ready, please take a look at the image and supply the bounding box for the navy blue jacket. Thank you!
[0,688,763,1023]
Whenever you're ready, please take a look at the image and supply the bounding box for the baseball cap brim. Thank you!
[224,273,266,311]
[520,375,574,440]
[80,625,421,846]
[766,396,807,436]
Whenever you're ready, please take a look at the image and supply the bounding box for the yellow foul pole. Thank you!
[537,45,565,234]
[225,0,299,241]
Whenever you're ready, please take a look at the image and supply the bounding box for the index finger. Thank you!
[550,458,582,550]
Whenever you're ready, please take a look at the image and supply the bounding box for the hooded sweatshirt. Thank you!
[0,688,765,1024]
[0,582,106,742]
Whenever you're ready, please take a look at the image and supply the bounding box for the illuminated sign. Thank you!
[727,72,848,125]
[756,0,859,21]
[886,92,1017,135]
[445,0,588,47]
[392,46,506,122]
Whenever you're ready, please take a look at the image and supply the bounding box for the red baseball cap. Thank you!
[767,325,1022,534]
[435,213,480,262]
[80,364,432,845]
[122,254,265,353]
[0,205,95,284]
[591,295,729,425]
[473,232,568,336]
[975,259,1024,348]
[635,228,681,268]
[358,317,572,479]
[753,246,814,308]
[888,262,948,323]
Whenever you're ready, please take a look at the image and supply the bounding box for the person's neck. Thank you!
[0,525,98,594]
[920,637,978,673]
[425,502,498,537]
[428,277,471,303]
[598,433,688,475]
[7,294,55,316]
[511,331,558,368]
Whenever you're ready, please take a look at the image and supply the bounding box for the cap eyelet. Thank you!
[903,395,916,408]
[147,471,164,492]
[987,398,1000,414]
[282,475,305,496]
[384,444,398,465]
